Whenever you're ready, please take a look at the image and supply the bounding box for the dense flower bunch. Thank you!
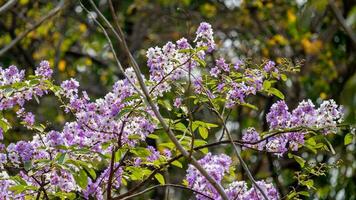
[0,61,52,111]
[0,63,170,198]
[242,100,344,155]
[186,153,279,200]
[146,22,215,98]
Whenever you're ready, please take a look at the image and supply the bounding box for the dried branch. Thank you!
[329,0,356,47]
[0,0,17,15]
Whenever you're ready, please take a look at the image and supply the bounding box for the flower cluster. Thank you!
[0,61,52,111]
[146,22,215,97]
[242,99,344,155]
[207,58,282,108]
[186,153,279,200]
[0,61,161,198]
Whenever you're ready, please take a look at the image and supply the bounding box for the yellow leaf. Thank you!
[287,10,296,23]
[301,38,323,55]
[320,92,327,100]
[19,0,29,5]
[58,60,66,72]
[273,34,288,46]
[84,58,92,66]
[79,23,87,33]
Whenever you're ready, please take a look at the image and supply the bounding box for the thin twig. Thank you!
[329,0,356,47]
[120,184,214,200]
[0,0,17,15]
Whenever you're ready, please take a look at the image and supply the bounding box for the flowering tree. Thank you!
[0,3,352,200]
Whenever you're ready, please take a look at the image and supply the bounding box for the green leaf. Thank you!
[288,153,305,167]
[269,88,285,99]
[194,55,206,67]
[178,48,194,53]
[74,169,88,189]
[174,122,187,132]
[154,173,165,185]
[171,160,183,168]
[158,99,172,111]
[9,185,38,194]
[298,191,310,197]
[344,133,353,145]
[198,127,208,139]
[0,118,11,132]
[241,103,258,110]
[263,80,272,90]
[280,74,288,81]
[147,134,159,139]
[200,147,209,154]
[56,153,68,164]
[303,179,314,189]
[23,161,32,171]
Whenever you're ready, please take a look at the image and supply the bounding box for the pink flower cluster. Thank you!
[242,100,344,155]
[186,153,279,200]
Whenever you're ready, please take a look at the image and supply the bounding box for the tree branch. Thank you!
[329,0,356,47]
[0,0,17,15]
[120,184,214,200]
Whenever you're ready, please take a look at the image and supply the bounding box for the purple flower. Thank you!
[263,60,276,72]
[186,153,232,200]
[35,60,53,78]
[177,37,190,49]
[195,22,215,52]
[15,141,34,162]
[23,112,35,126]
[174,97,182,108]
[61,78,80,97]
[216,58,229,72]
[242,128,265,150]
[210,67,221,77]
[266,100,291,129]
[234,60,243,70]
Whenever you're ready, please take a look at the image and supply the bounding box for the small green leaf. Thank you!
[74,169,88,189]
[280,74,288,81]
[288,153,305,167]
[154,173,165,185]
[147,134,159,139]
[303,179,314,189]
[241,103,258,110]
[0,118,11,132]
[344,133,353,145]
[56,153,68,164]
[298,191,310,197]
[174,122,187,132]
[263,80,271,90]
[171,160,183,168]
[23,161,32,171]
[198,127,208,139]
[200,147,209,154]
[269,88,285,99]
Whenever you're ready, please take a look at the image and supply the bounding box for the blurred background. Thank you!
[0,0,355,199]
